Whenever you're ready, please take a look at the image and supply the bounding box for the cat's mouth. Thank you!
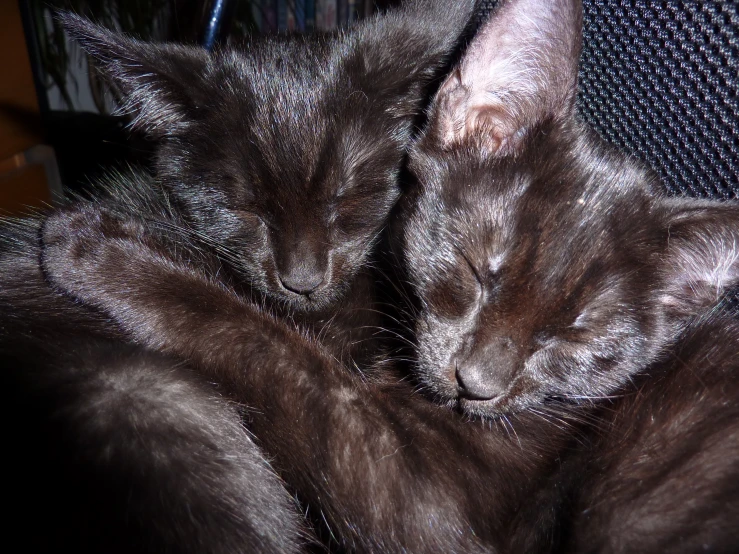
[271,281,346,314]
[459,395,507,416]
[457,393,534,418]
[228,260,348,313]
[456,387,571,420]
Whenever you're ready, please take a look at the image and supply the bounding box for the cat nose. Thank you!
[278,259,326,295]
[456,364,507,401]
[455,338,517,400]
[279,269,325,294]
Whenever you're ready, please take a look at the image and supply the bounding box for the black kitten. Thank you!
[40,0,739,552]
[404,0,739,549]
[404,0,739,416]
[3,1,482,551]
[59,0,479,365]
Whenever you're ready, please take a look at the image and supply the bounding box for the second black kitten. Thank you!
[403,0,739,549]
[404,0,739,416]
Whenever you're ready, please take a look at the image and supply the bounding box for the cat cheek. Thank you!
[419,362,459,401]
[417,324,468,398]
[526,343,607,400]
[523,349,565,395]
[324,243,362,283]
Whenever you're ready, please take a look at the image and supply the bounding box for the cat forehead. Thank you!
[192,51,396,185]
[216,43,398,130]
[224,33,384,96]
[416,124,656,217]
[410,140,661,271]
[412,149,532,229]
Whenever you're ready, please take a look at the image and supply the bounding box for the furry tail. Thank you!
[3,340,309,554]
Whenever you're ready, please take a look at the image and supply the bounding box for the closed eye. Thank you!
[453,244,484,296]
[237,210,271,230]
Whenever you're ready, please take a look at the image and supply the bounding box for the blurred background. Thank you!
[0,0,399,215]
[1,0,736,218]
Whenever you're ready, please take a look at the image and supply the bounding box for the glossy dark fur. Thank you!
[32,0,739,552]
[2,1,482,551]
[39,202,739,553]
[559,315,739,553]
[405,0,739,417]
[0,219,309,553]
[403,0,739,550]
[39,206,574,553]
[58,0,479,366]
[4,346,306,554]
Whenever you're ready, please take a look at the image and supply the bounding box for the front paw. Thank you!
[41,207,143,306]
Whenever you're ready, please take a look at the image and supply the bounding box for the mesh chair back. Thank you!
[476,1,739,198]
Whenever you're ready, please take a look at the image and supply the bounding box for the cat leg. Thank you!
[41,206,567,553]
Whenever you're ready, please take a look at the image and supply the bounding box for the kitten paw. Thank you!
[41,207,145,306]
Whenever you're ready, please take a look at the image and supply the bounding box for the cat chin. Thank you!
[225,268,342,315]
[456,391,544,419]
[266,282,348,315]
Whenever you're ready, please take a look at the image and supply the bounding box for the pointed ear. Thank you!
[428,0,582,155]
[353,0,479,119]
[658,199,739,316]
[59,12,210,138]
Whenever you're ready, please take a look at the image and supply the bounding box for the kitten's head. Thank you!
[404,0,739,418]
[61,0,479,313]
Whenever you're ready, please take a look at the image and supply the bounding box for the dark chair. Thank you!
[478,0,739,199]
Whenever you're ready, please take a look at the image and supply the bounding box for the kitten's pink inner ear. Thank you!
[468,106,523,156]
[435,71,512,155]
[435,83,523,156]
[429,0,582,155]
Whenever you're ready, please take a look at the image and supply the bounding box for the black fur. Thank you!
[558,315,739,553]
[405,0,739,416]
[4,342,305,553]
[21,0,739,551]
[39,0,739,552]
[39,205,573,552]
[58,0,479,365]
[404,0,739,550]
[38,198,739,553]
[0,219,309,553]
[2,1,482,551]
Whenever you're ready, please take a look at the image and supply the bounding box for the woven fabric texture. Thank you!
[476,1,739,199]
